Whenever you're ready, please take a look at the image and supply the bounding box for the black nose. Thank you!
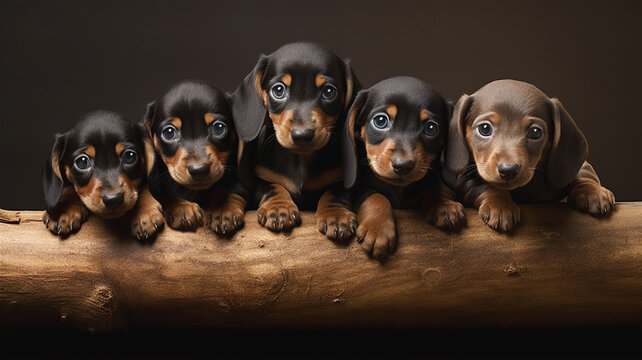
[391,157,415,176]
[290,128,315,144]
[188,163,210,179]
[102,192,124,208]
[498,163,521,180]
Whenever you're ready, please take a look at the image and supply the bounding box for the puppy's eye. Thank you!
[74,154,92,171]
[372,113,390,130]
[122,150,137,165]
[271,82,287,100]
[477,123,493,137]
[424,120,439,137]
[320,84,337,100]
[209,120,228,138]
[161,125,179,142]
[527,126,543,140]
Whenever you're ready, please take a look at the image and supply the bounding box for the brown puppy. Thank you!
[445,79,615,232]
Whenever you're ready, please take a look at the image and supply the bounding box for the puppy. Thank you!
[231,42,360,240]
[144,80,246,236]
[444,79,615,232]
[343,76,465,260]
[42,110,164,241]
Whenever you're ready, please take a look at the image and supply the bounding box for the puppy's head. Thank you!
[445,79,588,190]
[145,80,235,190]
[231,42,360,155]
[42,111,148,218]
[343,77,451,188]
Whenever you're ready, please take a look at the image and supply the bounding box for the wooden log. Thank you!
[1,203,641,333]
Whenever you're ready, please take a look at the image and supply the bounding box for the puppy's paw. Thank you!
[569,183,615,215]
[257,199,300,233]
[356,214,396,262]
[426,200,466,230]
[479,198,520,232]
[164,200,204,231]
[130,203,165,242]
[206,194,246,237]
[43,205,89,237]
[316,206,358,242]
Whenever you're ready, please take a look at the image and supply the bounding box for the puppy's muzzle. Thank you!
[187,163,210,180]
[290,128,315,144]
[391,157,415,176]
[498,163,521,181]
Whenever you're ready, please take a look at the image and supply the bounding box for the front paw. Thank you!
[426,200,466,230]
[257,200,300,232]
[130,205,165,242]
[206,195,246,237]
[43,206,89,237]
[478,198,520,232]
[316,207,358,242]
[164,200,204,231]
[356,215,396,261]
[569,183,615,215]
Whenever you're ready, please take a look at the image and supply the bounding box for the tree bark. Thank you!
[1,203,641,333]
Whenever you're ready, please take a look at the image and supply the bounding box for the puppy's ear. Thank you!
[231,55,269,142]
[136,122,156,176]
[342,89,368,188]
[343,58,362,108]
[143,101,156,137]
[547,98,588,188]
[444,94,474,176]
[42,133,68,213]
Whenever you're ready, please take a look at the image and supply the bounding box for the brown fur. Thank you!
[355,193,396,260]
[205,188,247,236]
[315,189,357,242]
[315,74,326,88]
[204,113,216,126]
[256,184,300,232]
[43,187,89,236]
[128,186,164,239]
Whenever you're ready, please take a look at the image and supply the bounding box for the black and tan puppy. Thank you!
[231,42,360,240]
[144,80,246,236]
[343,76,465,260]
[42,110,164,241]
[444,79,615,232]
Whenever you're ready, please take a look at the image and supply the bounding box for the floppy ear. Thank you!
[42,133,68,213]
[231,55,269,142]
[143,101,156,137]
[444,94,474,176]
[342,58,362,108]
[136,122,156,176]
[342,89,368,188]
[546,98,588,188]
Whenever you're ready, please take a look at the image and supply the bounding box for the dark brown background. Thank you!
[1,0,640,209]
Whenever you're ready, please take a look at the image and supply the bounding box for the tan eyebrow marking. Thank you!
[204,113,216,125]
[386,105,398,119]
[315,74,326,88]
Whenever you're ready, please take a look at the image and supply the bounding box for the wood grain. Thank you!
[1,203,641,333]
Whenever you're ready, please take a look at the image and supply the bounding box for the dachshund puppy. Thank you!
[42,110,164,241]
[343,76,465,260]
[144,80,246,236]
[231,42,360,240]
[444,79,615,232]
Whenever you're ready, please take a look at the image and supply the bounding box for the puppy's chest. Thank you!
[255,147,342,194]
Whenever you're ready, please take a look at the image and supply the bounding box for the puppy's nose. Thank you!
[391,157,415,176]
[102,192,124,208]
[188,163,210,179]
[498,163,521,180]
[290,128,315,144]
